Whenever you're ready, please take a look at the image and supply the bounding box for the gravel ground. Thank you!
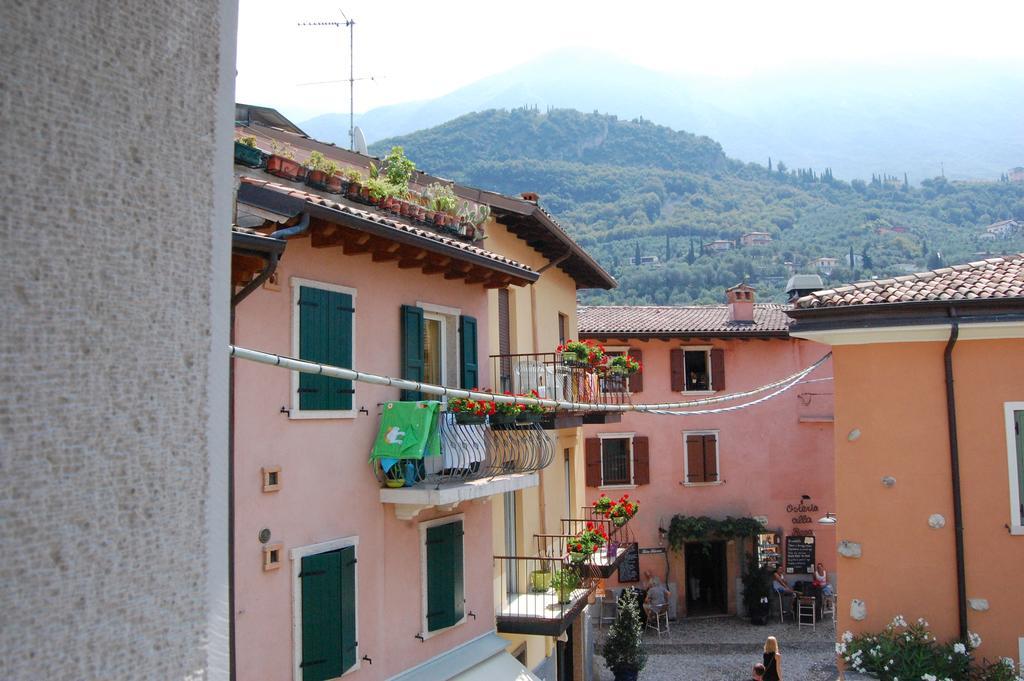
[592,614,839,681]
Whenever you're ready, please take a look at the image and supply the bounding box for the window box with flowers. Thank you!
[447,396,494,425]
[558,339,607,370]
[492,395,523,426]
[608,495,639,527]
[516,390,548,424]
[568,523,608,563]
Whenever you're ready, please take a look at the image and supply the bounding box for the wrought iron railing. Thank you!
[489,353,630,408]
[372,412,554,488]
[493,554,595,634]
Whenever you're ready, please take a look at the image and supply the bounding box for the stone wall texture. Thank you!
[1,2,228,678]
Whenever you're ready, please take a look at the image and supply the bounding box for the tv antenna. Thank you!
[298,9,374,151]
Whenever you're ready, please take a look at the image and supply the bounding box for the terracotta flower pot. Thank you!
[266,154,302,181]
[347,181,361,199]
[306,169,329,191]
[325,174,343,194]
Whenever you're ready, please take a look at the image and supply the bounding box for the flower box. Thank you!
[454,412,485,425]
[266,154,303,181]
[233,141,266,168]
[516,412,543,424]
[306,169,331,191]
[490,413,518,426]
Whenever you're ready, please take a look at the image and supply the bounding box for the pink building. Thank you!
[230,172,544,678]
[579,284,836,618]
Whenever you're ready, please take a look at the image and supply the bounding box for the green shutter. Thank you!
[298,286,354,411]
[425,521,464,631]
[459,316,479,389]
[300,551,342,681]
[401,305,425,401]
[300,548,357,680]
[339,546,357,673]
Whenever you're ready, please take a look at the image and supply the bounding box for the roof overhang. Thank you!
[234,121,615,290]
[237,182,538,288]
[231,228,285,288]
[580,330,789,341]
[787,299,1024,345]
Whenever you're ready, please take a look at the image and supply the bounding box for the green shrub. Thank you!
[602,588,647,676]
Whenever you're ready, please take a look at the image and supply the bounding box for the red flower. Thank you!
[586,522,594,529]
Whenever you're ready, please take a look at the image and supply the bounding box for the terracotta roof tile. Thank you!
[578,304,792,336]
[794,254,1024,309]
[237,176,535,275]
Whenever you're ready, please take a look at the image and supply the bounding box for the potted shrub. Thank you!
[516,390,546,423]
[558,340,592,366]
[234,135,266,168]
[741,555,773,625]
[603,588,648,681]
[491,395,522,426]
[381,146,416,195]
[365,177,393,206]
[549,568,580,604]
[447,395,494,425]
[266,141,303,181]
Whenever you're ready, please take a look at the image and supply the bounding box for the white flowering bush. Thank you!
[836,616,1016,681]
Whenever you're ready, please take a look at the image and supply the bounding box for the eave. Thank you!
[237,182,538,288]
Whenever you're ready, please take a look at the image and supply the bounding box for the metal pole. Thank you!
[349,19,354,150]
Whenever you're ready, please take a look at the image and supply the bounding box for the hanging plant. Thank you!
[667,514,764,551]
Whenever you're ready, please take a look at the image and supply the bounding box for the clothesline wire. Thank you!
[229,345,831,416]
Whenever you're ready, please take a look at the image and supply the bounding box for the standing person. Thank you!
[762,636,783,681]
[750,662,766,680]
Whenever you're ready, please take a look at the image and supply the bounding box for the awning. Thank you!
[389,632,540,681]
[451,651,541,681]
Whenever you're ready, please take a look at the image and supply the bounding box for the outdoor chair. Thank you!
[646,603,669,636]
[821,592,836,622]
[597,588,617,629]
[797,595,816,629]
[771,590,793,624]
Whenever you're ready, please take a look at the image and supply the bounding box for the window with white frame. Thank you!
[291,537,359,681]
[684,430,720,484]
[1006,403,1024,533]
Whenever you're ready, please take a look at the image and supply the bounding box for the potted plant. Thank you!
[558,340,590,365]
[491,395,523,426]
[383,461,406,489]
[516,390,547,423]
[266,141,303,181]
[305,151,342,193]
[447,395,494,425]
[608,495,639,526]
[569,523,608,562]
[741,555,773,625]
[365,177,393,206]
[603,588,648,681]
[381,146,416,195]
[344,169,364,198]
[234,135,266,168]
[609,354,642,376]
[549,568,580,604]
[530,562,554,593]
[592,493,614,517]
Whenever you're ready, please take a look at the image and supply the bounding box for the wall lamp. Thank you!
[818,512,837,525]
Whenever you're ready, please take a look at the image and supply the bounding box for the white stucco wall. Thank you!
[1,2,234,679]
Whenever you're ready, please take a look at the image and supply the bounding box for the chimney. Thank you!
[726,283,755,322]
[520,192,539,203]
[785,274,825,303]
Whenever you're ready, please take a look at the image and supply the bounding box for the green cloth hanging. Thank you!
[370,401,441,463]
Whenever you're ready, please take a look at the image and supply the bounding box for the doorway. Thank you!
[684,541,728,615]
[556,622,574,681]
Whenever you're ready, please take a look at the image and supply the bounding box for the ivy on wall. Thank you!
[666,514,764,551]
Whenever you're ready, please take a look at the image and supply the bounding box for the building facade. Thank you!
[579,285,836,619]
[789,254,1024,668]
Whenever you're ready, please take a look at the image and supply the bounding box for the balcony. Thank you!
[489,352,627,426]
[534,527,630,579]
[373,412,555,519]
[494,555,596,637]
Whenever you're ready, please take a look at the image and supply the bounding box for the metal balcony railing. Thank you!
[494,554,595,636]
[372,412,554,489]
[489,353,631,409]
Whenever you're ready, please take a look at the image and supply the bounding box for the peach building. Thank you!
[788,254,1024,667]
[579,284,836,619]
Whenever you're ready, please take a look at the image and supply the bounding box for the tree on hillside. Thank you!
[634,241,641,266]
[768,157,772,172]
[776,161,787,174]
[665,234,672,262]
[686,238,696,265]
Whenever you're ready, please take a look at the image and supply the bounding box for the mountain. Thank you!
[302,49,1024,182]
[367,107,1024,305]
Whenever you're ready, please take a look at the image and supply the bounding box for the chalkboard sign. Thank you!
[617,542,640,583]
[785,535,815,574]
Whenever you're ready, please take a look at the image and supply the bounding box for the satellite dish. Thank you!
[352,126,368,155]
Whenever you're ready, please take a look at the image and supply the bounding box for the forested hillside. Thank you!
[371,108,1024,304]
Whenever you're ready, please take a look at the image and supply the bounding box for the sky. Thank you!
[235,0,1024,124]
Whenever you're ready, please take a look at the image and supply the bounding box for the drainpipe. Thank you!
[529,248,573,536]
[943,311,968,640]
[269,212,310,239]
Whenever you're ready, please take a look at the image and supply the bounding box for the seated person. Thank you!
[771,566,797,614]
[813,562,833,596]
[643,576,670,619]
